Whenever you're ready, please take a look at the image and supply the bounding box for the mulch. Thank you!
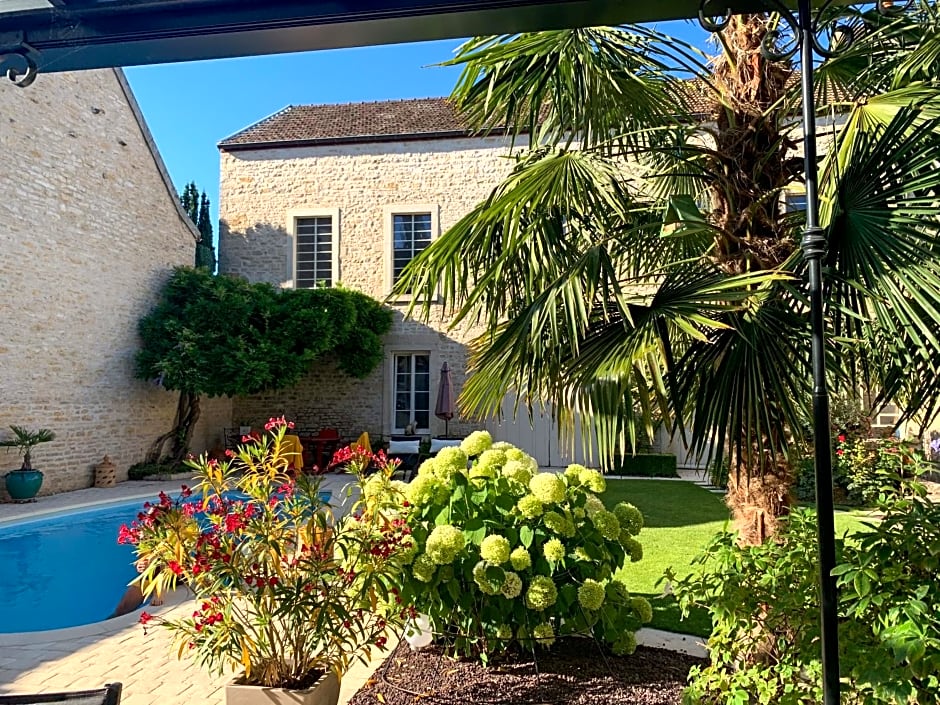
[348,638,706,705]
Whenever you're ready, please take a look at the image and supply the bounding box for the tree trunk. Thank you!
[708,15,799,540]
[145,391,201,464]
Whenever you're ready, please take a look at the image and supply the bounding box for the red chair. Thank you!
[301,428,342,473]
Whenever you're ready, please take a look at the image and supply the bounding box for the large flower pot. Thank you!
[226,671,340,705]
[4,469,43,501]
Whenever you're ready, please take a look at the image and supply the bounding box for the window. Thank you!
[289,208,339,288]
[784,191,807,214]
[394,353,430,431]
[384,205,438,295]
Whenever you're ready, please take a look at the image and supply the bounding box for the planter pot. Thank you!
[226,671,339,705]
[4,469,43,501]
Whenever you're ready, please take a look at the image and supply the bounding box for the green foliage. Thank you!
[127,460,186,480]
[181,181,216,272]
[671,511,826,705]
[136,267,391,397]
[393,432,650,660]
[615,453,678,478]
[836,497,940,703]
[705,456,729,489]
[672,497,940,704]
[0,425,56,470]
[836,436,927,506]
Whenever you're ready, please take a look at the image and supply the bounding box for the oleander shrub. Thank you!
[394,430,651,660]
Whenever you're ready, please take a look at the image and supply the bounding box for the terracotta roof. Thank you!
[218,79,810,150]
[219,97,477,149]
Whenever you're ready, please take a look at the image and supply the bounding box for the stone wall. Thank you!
[0,69,231,498]
[219,136,518,440]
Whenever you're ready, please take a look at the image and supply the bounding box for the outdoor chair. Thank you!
[387,435,422,481]
[0,683,122,705]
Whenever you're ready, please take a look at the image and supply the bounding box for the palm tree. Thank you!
[396,7,940,541]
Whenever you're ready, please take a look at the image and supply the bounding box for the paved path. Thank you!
[0,475,382,704]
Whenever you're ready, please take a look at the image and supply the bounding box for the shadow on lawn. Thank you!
[605,479,730,529]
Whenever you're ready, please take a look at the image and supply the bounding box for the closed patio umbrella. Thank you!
[435,362,455,438]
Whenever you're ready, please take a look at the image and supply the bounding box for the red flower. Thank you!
[836,448,844,456]
[180,484,193,498]
[837,434,846,443]
[139,612,153,625]
[168,560,183,576]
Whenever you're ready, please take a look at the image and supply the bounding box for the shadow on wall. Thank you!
[217,219,481,444]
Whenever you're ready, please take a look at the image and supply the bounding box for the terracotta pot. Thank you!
[226,671,339,705]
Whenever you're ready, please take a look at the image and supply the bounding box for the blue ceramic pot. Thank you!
[4,469,43,501]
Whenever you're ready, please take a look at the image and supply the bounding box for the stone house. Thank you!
[217,96,922,466]
[0,69,230,498]
[218,98,506,451]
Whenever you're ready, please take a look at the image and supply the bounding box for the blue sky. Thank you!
[124,21,708,241]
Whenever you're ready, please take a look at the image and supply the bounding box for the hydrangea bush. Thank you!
[393,430,650,659]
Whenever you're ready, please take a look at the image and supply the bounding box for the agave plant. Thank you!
[0,425,56,471]
[396,8,940,538]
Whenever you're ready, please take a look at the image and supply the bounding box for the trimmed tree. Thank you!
[180,181,216,271]
[136,266,392,463]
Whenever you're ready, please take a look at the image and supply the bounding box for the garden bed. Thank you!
[348,639,705,705]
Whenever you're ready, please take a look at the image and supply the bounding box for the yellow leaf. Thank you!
[376,694,386,704]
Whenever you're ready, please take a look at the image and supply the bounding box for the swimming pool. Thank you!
[0,501,145,633]
[0,488,336,633]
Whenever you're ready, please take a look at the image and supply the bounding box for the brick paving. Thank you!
[0,476,384,704]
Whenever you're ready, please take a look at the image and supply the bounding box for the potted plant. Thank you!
[1,425,55,501]
[123,417,407,705]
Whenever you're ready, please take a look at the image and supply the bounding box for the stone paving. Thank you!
[0,474,383,704]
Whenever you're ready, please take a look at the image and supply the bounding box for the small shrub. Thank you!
[836,435,926,506]
[128,461,186,480]
[393,431,651,660]
[615,453,678,478]
[672,488,940,704]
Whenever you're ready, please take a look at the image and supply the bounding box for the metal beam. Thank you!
[0,0,771,73]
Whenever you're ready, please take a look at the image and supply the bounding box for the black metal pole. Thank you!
[796,0,840,701]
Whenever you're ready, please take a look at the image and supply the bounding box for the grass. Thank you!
[604,479,878,638]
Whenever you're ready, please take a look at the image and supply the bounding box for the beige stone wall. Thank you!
[219,136,519,440]
[0,69,231,498]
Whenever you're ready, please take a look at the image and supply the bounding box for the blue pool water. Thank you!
[0,489,334,633]
[0,501,144,633]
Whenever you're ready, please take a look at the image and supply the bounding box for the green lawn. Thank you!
[604,479,875,637]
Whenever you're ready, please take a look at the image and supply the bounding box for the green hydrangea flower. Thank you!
[472,561,501,595]
[533,622,555,648]
[613,502,644,535]
[572,507,585,519]
[435,446,468,475]
[564,463,588,484]
[572,546,591,563]
[468,462,497,480]
[407,475,441,507]
[631,596,653,623]
[426,524,466,565]
[611,632,637,656]
[505,447,527,462]
[491,441,514,451]
[525,576,558,610]
[543,511,575,537]
[510,546,532,571]
[480,534,511,564]
[605,579,630,604]
[578,579,606,611]
[542,538,565,563]
[496,623,514,641]
[362,473,388,501]
[624,537,643,562]
[460,430,493,457]
[517,494,544,518]
[412,554,436,583]
[478,448,507,469]
[416,458,437,477]
[501,459,533,485]
[578,467,606,493]
[529,473,566,504]
[583,493,605,518]
[500,571,523,599]
[592,509,621,541]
